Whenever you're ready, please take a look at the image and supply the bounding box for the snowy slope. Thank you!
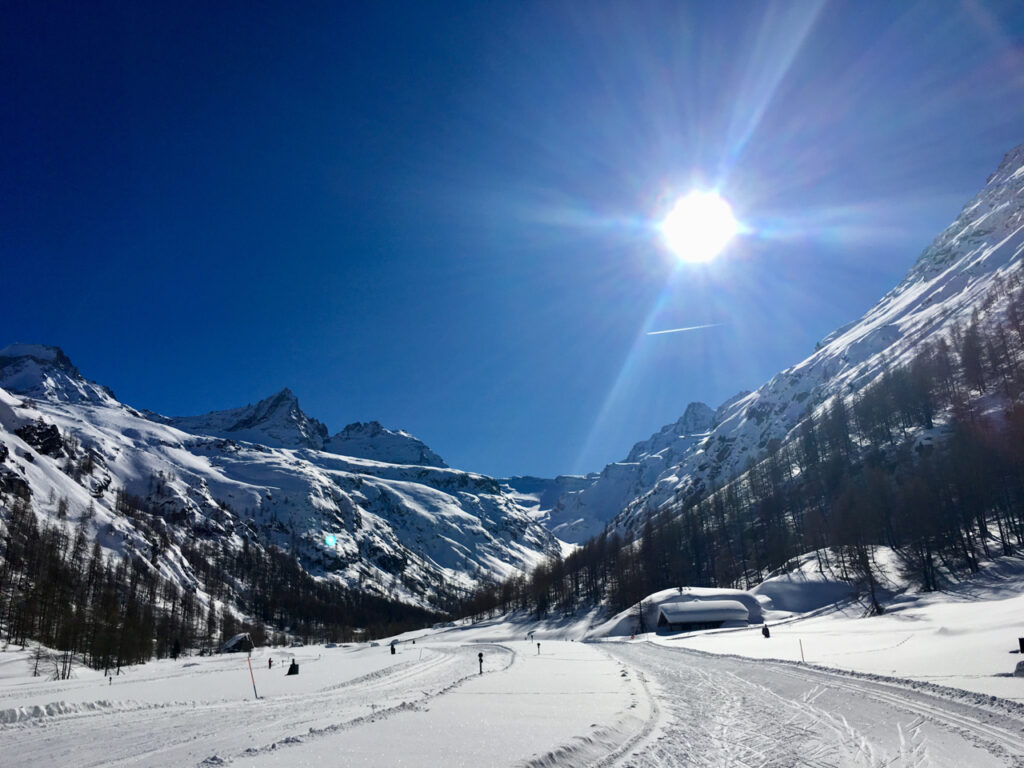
[564,142,1024,532]
[0,346,558,608]
[501,473,596,542]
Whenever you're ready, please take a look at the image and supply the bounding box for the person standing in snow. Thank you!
[762,625,771,639]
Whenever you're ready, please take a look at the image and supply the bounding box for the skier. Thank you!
[478,651,483,674]
[762,624,771,639]
[268,657,273,669]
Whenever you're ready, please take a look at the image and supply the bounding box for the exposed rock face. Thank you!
[14,420,65,458]
[0,467,30,499]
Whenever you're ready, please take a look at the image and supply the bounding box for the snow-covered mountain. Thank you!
[163,388,330,450]
[550,142,1024,535]
[506,402,720,543]
[0,346,557,609]
[162,392,447,468]
[324,421,447,468]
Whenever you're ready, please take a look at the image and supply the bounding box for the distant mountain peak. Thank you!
[0,343,76,370]
[679,401,715,434]
[324,421,447,467]
[624,401,714,464]
[170,388,329,450]
[0,343,114,403]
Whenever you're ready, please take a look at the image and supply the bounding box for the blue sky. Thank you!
[4,1,1024,478]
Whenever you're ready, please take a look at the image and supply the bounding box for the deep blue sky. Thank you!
[4,1,1024,478]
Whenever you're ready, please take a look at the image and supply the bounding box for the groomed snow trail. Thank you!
[241,639,648,767]
[0,640,646,767]
[0,644,511,767]
[602,642,1024,767]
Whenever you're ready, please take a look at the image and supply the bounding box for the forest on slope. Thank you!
[0,485,440,673]
[465,270,1024,621]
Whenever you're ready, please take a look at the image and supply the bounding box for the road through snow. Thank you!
[602,642,1024,767]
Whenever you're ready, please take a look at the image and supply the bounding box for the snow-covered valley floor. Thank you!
[6,553,1024,766]
[3,631,1024,767]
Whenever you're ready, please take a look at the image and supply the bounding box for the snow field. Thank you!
[242,640,648,768]
[0,640,646,768]
[656,555,1024,701]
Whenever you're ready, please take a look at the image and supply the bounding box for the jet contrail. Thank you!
[646,323,721,336]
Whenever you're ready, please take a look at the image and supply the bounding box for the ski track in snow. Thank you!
[603,643,1024,768]
[0,645,514,767]
[4,640,1024,766]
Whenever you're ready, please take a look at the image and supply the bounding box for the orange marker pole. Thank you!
[247,657,259,699]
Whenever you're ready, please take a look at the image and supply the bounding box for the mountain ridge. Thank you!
[581,139,1024,533]
[0,346,558,611]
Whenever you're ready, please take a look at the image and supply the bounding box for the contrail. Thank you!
[646,323,721,336]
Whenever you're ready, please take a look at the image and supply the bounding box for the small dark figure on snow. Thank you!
[390,644,396,655]
[762,625,771,639]
[478,651,483,675]
[536,642,541,655]
[268,657,273,669]
[286,659,299,676]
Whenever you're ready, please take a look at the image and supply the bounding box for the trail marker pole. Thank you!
[799,639,805,664]
[247,657,259,700]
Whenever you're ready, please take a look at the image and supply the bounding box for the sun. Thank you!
[661,191,738,263]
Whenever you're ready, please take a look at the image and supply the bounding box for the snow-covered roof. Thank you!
[220,633,252,651]
[658,600,749,624]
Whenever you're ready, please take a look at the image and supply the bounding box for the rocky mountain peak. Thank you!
[324,421,447,467]
[0,344,114,403]
[678,402,715,434]
[904,141,1024,284]
[169,388,329,450]
[625,401,714,463]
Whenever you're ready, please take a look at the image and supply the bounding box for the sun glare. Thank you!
[661,192,738,263]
